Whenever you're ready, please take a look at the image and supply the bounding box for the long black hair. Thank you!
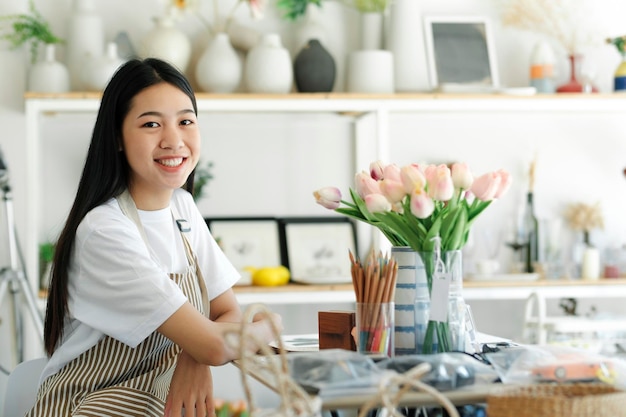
[44,58,198,355]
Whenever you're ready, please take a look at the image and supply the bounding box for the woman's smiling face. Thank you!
[121,82,200,210]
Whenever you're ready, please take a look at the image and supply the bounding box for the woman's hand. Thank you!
[251,312,284,348]
[164,350,214,417]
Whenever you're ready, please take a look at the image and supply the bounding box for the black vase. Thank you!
[293,39,336,93]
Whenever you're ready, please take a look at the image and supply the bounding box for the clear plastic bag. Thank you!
[376,352,499,391]
[485,345,626,387]
[286,349,387,398]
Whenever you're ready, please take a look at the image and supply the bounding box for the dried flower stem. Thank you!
[495,0,596,54]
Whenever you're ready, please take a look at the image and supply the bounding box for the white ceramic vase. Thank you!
[28,44,70,93]
[81,42,125,91]
[140,13,192,73]
[385,0,429,92]
[195,33,242,93]
[65,0,104,90]
[347,50,394,93]
[360,12,384,50]
[244,34,293,94]
[294,4,328,55]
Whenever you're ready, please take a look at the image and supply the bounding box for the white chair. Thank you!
[3,357,47,417]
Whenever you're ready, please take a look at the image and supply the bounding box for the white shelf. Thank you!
[232,279,626,305]
[24,92,626,300]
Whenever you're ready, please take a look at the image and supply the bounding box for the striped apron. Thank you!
[27,190,210,416]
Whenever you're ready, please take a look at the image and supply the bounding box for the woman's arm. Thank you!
[158,299,281,366]
[209,288,243,323]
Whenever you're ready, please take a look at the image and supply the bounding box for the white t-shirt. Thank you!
[40,189,240,382]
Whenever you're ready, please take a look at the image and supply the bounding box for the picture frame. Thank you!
[278,217,358,284]
[423,16,499,92]
[204,217,281,271]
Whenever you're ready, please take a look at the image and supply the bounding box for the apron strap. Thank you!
[115,189,210,317]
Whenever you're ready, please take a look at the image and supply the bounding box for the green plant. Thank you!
[0,0,63,63]
[607,36,626,55]
[39,241,55,288]
[343,0,388,13]
[276,0,322,20]
[193,160,214,201]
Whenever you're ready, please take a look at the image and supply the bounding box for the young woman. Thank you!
[27,58,281,417]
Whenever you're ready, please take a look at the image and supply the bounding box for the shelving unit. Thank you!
[24,92,626,304]
[231,278,626,305]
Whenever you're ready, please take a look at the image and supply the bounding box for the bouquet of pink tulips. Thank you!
[314,161,511,253]
[314,161,511,354]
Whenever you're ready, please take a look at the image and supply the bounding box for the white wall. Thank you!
[2,0,626,411]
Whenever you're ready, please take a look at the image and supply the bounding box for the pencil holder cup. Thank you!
[355,302,395,357]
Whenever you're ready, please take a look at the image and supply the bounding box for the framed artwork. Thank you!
[279,217,358,284]
[423,16,499,92]
[205,217,281,271]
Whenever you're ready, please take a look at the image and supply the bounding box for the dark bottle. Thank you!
[522,192,539,272]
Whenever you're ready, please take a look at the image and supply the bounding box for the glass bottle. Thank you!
[522,192,539,273]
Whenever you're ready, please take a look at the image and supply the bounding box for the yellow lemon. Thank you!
[252,266,290,286]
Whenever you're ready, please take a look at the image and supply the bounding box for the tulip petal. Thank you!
[365,193,392,213]
[313,187,341,209]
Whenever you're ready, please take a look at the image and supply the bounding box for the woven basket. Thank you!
[487,383,626,417]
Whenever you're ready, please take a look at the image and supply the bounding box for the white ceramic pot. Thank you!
[28,44,70,93]
[346,50,394,93]
[385,0,429,92]
[81,42,125,91]
[195,33,242,93]
[65,0,104,90]
[244,34,293,94]
[140,14,192,73]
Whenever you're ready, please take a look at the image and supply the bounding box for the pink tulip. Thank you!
[400,164,426,194]
[470,172,502,201]
[493,169,512,199]
[365,193,392,213]
[424,164,438,185]
[369,160,385,180]
[355,171,381,198]
[451,162,474,190]
[313,187,341,209]
[427,164,454,201]
[410,188,435,219]
[383,163,402,182]
[380,179,406,204]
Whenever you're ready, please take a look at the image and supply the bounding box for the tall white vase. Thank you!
[28,44,70,93]
[140,14,192,73]
[244,34,293,94]
[65,0,104,90]
[81,42,125,91]
[360,12,384,50]
[385,0,429,92]
[195,33,242,93]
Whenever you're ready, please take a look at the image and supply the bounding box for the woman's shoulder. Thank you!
[77,198,133,237]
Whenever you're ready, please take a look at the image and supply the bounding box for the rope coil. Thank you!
[230,303,322,417]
